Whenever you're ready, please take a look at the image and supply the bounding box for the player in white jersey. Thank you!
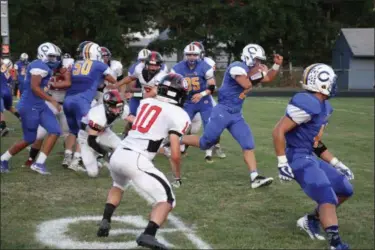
[109,51,167,124]
[93,47,124,105]
[97,73,190,250]
[76,90,125,176]
[23,56,73,168]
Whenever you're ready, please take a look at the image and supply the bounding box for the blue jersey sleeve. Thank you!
[289,92,321,116]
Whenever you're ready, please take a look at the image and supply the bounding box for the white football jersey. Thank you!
[82,104,115,132]
[48,58,75,103]
[106,60,123,83]
[134,63,167,87]
[204,57,216,71]
[121,98,191,160]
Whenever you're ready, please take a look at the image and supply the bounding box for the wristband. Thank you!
[272,64,280,71]
[330,157,340,167]
[200,90,208,97]
[277,155,288,164]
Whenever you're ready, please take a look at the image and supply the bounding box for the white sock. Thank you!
[1,151,12,161]
[74,152,81,159]
[36,152,47,164]
[65,149,72,155]
[205,148,213,157]
[250,171,258,181]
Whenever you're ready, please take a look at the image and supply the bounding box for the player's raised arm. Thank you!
[262,54,283,83]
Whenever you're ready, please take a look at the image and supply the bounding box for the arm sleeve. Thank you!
[229,66,247,79]
[286,104,312,124]
[30,68,48,78]
[88,135,107,155]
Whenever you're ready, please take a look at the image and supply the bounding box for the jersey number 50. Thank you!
[72,60,93,76]
[132,104,162,133]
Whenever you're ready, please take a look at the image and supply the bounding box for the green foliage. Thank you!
[7,0,374,66]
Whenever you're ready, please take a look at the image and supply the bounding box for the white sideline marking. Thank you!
[35,183,212,249]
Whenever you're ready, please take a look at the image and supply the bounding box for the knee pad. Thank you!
[337,178,354,198]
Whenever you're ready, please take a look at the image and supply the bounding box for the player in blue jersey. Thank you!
[63,42,118,171]
[181,44,280,188]
[272,63,353,250]
[171,43,216,161]
[1,58,22,137]
[14,53,30,95]
[0,42,65,174]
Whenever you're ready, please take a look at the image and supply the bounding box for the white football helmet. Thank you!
[184,44,201,66]
[138,49,151,60]
[20,53,29,61]
[243,44,266,62]
[82,42,102,61]
[37,42,62,69]
[1,58,13,73]
[301,63,337,97]
[241,45,255,67]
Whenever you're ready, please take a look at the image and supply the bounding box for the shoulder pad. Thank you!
[290,92,321,115]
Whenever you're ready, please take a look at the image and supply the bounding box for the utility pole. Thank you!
[1,0,10,58]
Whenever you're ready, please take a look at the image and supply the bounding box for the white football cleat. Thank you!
[297,215,325,240]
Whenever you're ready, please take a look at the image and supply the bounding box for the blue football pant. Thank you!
[18,104,61,144]
[287,150,354,205]
[199,104,255,150]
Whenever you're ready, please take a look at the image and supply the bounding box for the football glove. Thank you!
[330,157,354,180]
[277,155,294,181]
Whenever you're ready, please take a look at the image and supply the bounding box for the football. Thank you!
[248,64,268,78]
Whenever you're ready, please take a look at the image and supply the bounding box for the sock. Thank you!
[65,149,72,155]
[307,207,320,221]
[29,147,40,161]
[250,171,258,181]
[36,152,47,164]
[1,151,12,161]
[325,225,341,247]
[74,152,81,159]
[144,221,159,237]
[0,121,6,129]
[103,203,116,223]
[205,148,213,157]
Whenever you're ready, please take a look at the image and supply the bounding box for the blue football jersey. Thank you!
[17,59,52,108]
[15,60,29,82]
[218,61,249,111]
[172,60,212,100]
[66,60,109,101]
[285,91,333,151]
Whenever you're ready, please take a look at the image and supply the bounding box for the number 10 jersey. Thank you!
[121,98,191,160]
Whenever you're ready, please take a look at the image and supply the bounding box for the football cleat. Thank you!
[0,127,9,137]
[205,155,213,164]
[30,163,51,175]
[136,233,169,250]
[330,243,350,250]
[68,157,86,172]
[62,153,72,168]
[297,215,325,240]
[250,175,273,189]
[97,219,111,237]
[0,160,10,173]
[213,145,226,158]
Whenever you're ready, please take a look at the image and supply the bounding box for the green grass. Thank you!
[1,97,374,249]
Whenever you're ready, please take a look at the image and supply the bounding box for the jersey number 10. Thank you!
[132,104,162,133]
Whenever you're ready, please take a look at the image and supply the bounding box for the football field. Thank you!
[1,97,374,249]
